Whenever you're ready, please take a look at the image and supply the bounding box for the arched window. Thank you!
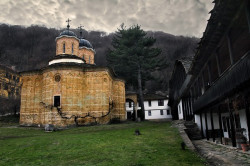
[72,43,74,54]
[63,43,65,53]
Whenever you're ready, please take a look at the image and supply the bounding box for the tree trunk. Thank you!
[137,65,145,120]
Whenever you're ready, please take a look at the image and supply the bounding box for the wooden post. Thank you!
[188,97,192,120]
[189,97,193,119]
[184,98,189,120]
[218,108,223,144]
[135,101,138,120]
[200,112,204,139]
[205,112,209,140]
[182,99,186,120]
[210,110,215,142]
[244,94,250,141]
[189,90,193,120]
[227,99,236,147]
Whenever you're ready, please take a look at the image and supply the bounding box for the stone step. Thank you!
[184,121,202,140]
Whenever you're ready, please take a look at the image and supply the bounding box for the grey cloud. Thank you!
[0,0,213,37]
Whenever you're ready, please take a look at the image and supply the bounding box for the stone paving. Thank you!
[173,120,250,166]
[193,139,250,166]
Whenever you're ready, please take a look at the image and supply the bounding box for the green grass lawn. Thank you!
[0,118,205,166]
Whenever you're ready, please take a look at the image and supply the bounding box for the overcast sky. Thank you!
[0,0,214,37]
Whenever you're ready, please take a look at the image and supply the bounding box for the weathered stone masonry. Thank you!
[20,66,125,127]
[20,26,125,127]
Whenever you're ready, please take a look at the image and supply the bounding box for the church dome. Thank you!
[79,38,93,49]
[59,30,77,37]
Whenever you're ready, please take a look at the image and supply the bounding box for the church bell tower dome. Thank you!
[79,38,93,49]
[78,25,95,65]
[59,30,77,37]
[49,19,96,66]
[49,19,84,66]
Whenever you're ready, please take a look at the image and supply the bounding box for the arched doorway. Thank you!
[126,98,135,120]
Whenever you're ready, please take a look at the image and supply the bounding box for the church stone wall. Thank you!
[20,67,125,127]
[20,73,43,125]
[56,37,79,56]
[79,48,95,64]
[112,80,126,121]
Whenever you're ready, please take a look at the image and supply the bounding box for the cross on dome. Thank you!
[78,24,84,38]
[66,18,71,30]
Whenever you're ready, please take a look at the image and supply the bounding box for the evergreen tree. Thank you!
[107,24,162,117]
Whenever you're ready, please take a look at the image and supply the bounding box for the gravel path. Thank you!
[193,140,250,166]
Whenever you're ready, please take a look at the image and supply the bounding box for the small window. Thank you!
[54,96,61,107]
[17,77,19,83]
[72,43,74,54]
[13,76,16,81]
[6,72,8,78]
[148,110,152,116]
[63,43,65,53]
[148,100,151,107]
[158,99,164,106]
[0,83,1,90]
[160,110,163,115]
[54,74,61,82]
[167,110,170,115]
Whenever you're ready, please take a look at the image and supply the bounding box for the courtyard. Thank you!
[0,117,205,166]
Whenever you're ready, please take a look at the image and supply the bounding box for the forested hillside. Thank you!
[0,24,199,91]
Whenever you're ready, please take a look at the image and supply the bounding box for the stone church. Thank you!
[20,22,126,127]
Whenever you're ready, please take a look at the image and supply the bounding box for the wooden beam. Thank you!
[215,51,221,75]
[226,32,234,65]
[201,73,205,95]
